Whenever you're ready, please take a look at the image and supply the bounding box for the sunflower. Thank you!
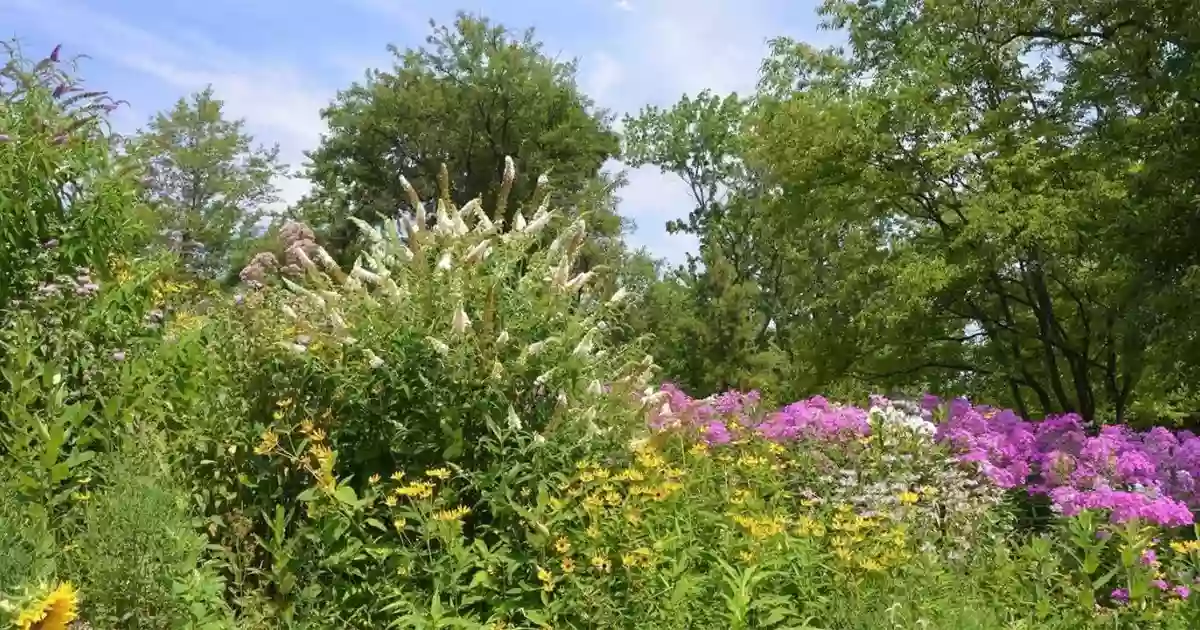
[14,582,77,630]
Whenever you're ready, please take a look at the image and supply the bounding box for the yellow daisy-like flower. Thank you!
[369,473,382,485]
[390,471,405,482]
[254,429,279,455]
[898,491,919,505]
[536,565,555,592]
[395,482,435,499]
[433,505,472,522]
[553,536,571,554]
[425,467,451,480]
[590,554,611,573]
[15,582,77,630]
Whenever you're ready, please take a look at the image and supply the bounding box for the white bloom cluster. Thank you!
[869,404,937,438]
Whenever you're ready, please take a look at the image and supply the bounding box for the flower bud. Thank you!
[451,305,471,334]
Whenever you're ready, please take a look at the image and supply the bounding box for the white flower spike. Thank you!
[451,305,472,334]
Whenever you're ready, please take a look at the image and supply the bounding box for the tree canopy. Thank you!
[302,12,622,259]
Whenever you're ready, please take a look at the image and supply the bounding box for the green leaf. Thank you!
[333,484,358,505]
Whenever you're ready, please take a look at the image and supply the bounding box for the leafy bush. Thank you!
[4,121,1200,628]
[64,432,232,629]
[0,41,145,312]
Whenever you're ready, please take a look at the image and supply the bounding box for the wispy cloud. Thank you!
[4,0,336,208]
[576,0,801,262]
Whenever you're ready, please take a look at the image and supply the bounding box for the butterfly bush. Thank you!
[645,385,1198,530]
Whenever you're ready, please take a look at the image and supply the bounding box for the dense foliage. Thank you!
[3,3,1200,629]
[625,0,1200,424]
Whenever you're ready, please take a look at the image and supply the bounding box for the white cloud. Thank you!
[580,0,784,264]
[582,52,625,106]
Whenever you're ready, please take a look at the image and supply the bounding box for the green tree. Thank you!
[303,12,621,260]
[127,86,287,278]
[739,0,1200,422]
[622,90,796,397]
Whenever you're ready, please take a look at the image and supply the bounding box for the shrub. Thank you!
[64,432,232,629]
[0,41,145,313]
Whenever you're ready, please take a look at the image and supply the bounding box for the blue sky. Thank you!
[3,0,838,263]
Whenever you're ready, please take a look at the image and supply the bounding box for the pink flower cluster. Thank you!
[645,384,1199,528]
[932,396,1197,528]
[646,383,870,445]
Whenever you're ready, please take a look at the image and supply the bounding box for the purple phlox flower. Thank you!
[1111,588,1129,604]
[1141,549,1158,566]
[1151,579,1169,590]
[703,421,732,445]
[1176,585,1191,599]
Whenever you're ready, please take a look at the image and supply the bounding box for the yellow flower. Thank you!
[425,467,451,480]
[590,554,611,573]
[898,491,919,505]
[255,429,279,455]
[688,442,709,457]
[392,518,407,532]
[859,558,884,572]
[369,473,381,484]
[310,444,334,467]
[395,482,435,499]
[553,537,572,554]
[15,582,77,630]
[390,471,405,482]
[384,495,398,507]
[1171,540,1200,554]
[560,557,576,573]
[616,467,645,482]
[622,547,653,569]
[536,565,555,592]
[434,505,472,522]
[310,428,326,443]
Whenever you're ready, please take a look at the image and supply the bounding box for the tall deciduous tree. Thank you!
[303,12,622,260]
[625,0,1200,422]
[744,0,1200,422]
[128,87,287,278]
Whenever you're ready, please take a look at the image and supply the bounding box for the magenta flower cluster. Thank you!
[647,383,871,445]
[646,384,1198,529]
[931,396,1196,528]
